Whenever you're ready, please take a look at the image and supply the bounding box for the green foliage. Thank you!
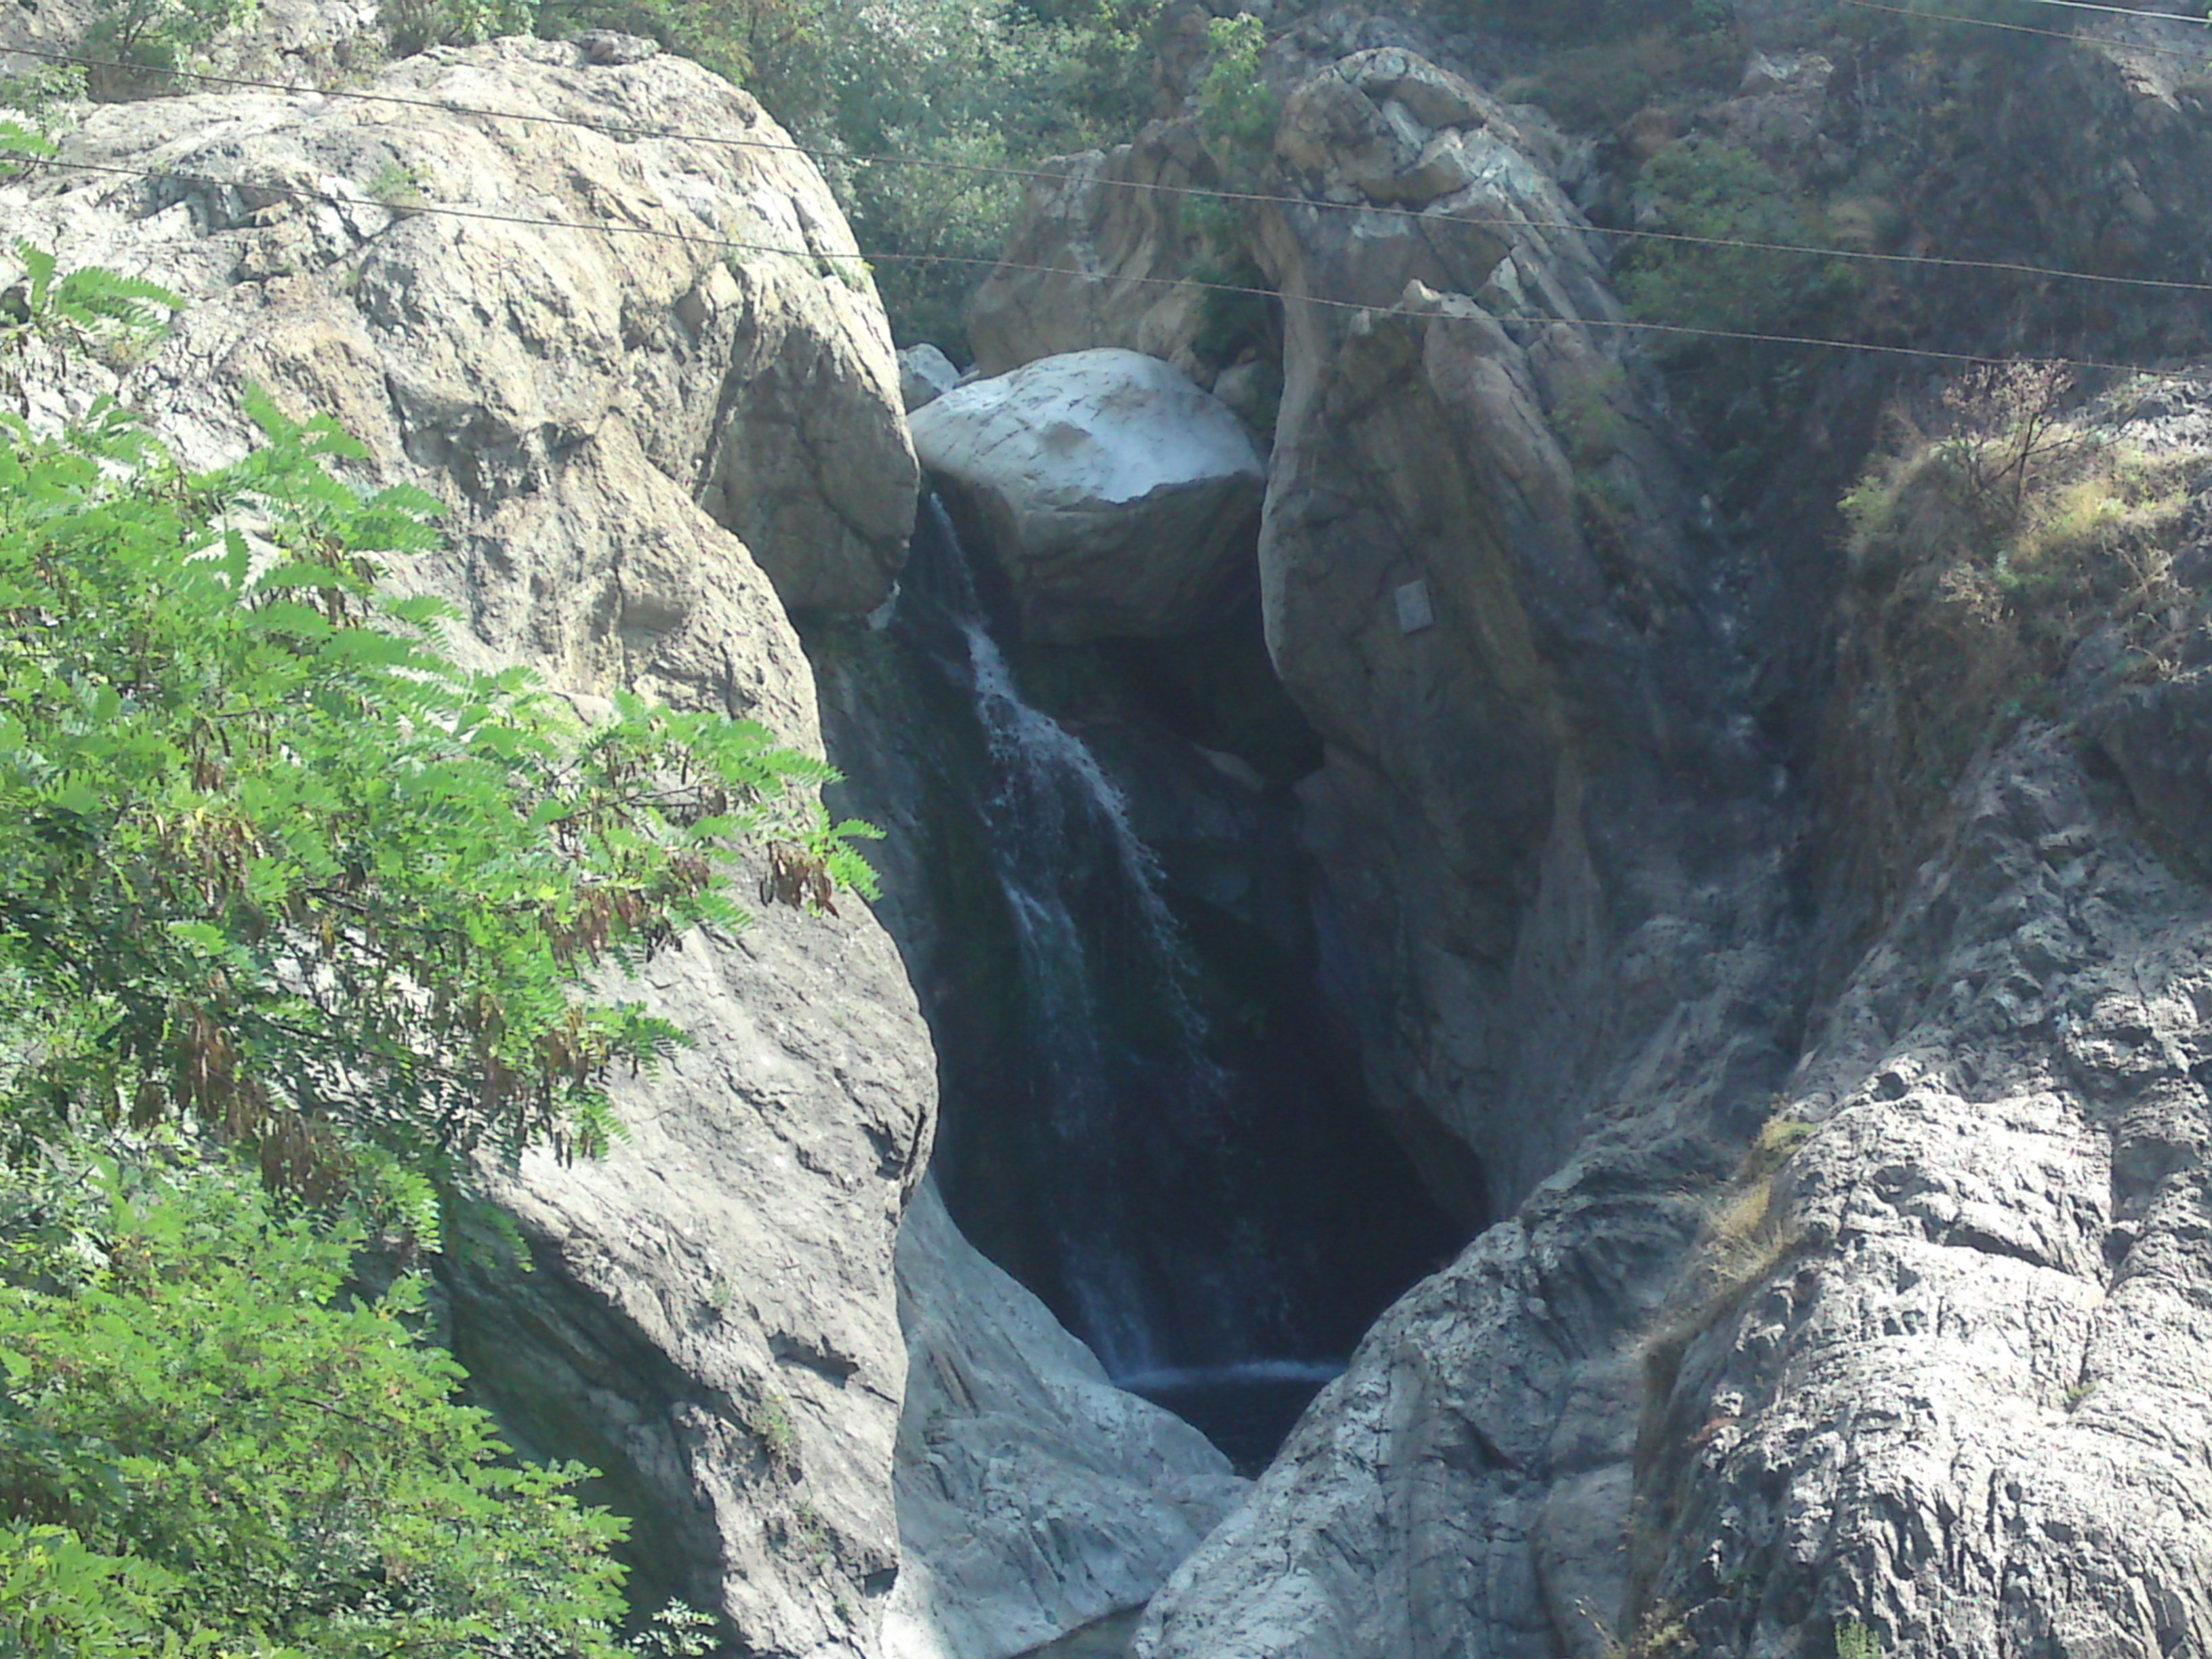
[0,66,89,121]
[82,0,255,99]
[367,159,429,212]
[1429,0,1724,49]
[1196,15,1278,160]
[0,1149,638,1656]
[1900,0,2061,30]
[1553,361,1629,468]
[0,388,874,1212]
[1615,139,1858,492]
[1494,24,1734,132]
[1835,1619,1885,1659]
[3,239,180,346]
[1617,140,1847,344]
[384,0,539,56]
[0,258,880,1650]
[544,0,1160,346]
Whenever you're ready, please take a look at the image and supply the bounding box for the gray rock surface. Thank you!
[1638,726,2212,1658]
[910,347,1265,642]
[1136,48,1802,1659]
[882,1182,1248,1659]
[965,122,1221,382]
[1128,35,2212,1659]
[1,41,928,1654]
[899,342,962,410]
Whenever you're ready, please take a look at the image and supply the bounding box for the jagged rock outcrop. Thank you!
[1,40,926,1654]
[964,122,1221,383]
[909,347,1265,642]
[1637,728,2212,1656]
[1025,22,2212,1659]
[1126,46,1805,1659]
[1622,380,2212,1655]
[882,1183,1247,1659]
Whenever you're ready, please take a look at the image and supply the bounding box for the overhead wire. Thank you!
[1959,0,2208,23]
[3,151,2183,377]
[7,41,2212,306]
[1839,0,2212,56]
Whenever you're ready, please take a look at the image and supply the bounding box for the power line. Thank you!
[9,42,2212,306]
[1980,0,2207,24]
[8,151,2179,377]
[1841,0,2212,54]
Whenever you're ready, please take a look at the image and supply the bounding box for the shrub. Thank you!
[383,0,539,55]
[0,372,875,1208]
[1825,368,2203,918]
[1494,24,1734,132]
[80,0,253,99]
[0,1151,640,1656]
[1196,14,1278,159]
[1618,140,1849,344]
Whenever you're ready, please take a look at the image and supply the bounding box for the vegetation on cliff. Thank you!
[0,240,874,1650]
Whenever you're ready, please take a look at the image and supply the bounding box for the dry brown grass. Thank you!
[1822,371,2205,928]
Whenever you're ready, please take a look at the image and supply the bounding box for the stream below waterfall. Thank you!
[817,499,1462,1471]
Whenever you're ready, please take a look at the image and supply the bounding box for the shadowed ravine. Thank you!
[813,499,1461,1469]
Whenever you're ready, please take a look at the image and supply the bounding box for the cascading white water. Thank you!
[898,499,1227,1376]
[860,497,1462,1454]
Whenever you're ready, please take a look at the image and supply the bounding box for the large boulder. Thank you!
[909,347,1265,643]
[882,1183,1247,1659]
[3,39,928,1654]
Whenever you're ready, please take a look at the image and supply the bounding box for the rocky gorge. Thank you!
[5,1,2212,1657]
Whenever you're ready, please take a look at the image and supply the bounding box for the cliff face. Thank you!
[1,39,931,1653]
[966,6,2212,1656]
[14,3,2212,1656]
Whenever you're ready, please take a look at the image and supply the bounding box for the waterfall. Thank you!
[891,499,1234,1376]
[844,497,1462,1460]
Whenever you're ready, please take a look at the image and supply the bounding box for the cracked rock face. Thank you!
[1639,733,2212,1658]
[3,41,928,1654]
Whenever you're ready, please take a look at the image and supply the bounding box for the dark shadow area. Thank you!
[807,501,1466,1461]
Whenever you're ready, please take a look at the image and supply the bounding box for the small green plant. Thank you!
[1,238,181,403]
[750,1388,798,1468]
[366,157,427,213]
[1835,1617,1885,1659]
[784,1496,836,1565]
[1553,362,1630,468]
